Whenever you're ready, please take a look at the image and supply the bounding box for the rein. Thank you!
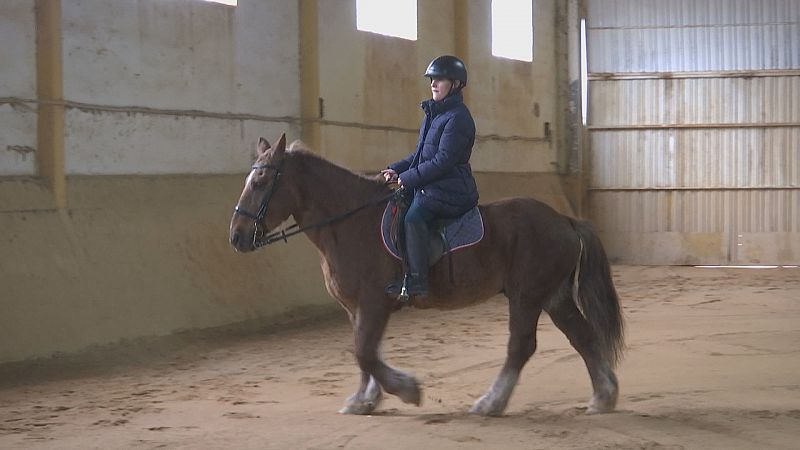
[234,161,399,248]
[254,190,397,248]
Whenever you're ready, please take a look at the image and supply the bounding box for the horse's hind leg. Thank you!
[470,296,542,416]
[547,295,618,413]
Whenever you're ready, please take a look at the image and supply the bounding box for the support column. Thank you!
[299,0,321,152]
[574,0,589,218]
[454,0,470,105]
[35,0,66,209]
[560,0,588,217]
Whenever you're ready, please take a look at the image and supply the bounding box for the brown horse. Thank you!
[229,134,624,416]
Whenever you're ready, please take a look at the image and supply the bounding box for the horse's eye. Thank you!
[250,179,266,190]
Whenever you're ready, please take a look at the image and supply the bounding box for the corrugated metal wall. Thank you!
[586,0,800,264]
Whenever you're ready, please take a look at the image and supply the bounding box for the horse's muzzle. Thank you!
[229,229,255,253]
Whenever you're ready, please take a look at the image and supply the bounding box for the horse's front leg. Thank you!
[338,307,383,415]
[340,293,421,414]
[339,370,382,414]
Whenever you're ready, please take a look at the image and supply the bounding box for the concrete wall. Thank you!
[0,0,576,363]
[0,1,38,175]
[0,0,324,363]
[313,0,574,212]
[62,0,301,174]
[315,0,561,175]
[0,176,331,362]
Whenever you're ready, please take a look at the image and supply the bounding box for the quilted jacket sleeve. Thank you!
[399,113,474,189]
[388,150,415,174]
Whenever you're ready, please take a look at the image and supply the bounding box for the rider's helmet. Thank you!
[423,55,468,87]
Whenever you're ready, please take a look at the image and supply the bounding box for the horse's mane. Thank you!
[287,139,309,152]
[286,141,387,192]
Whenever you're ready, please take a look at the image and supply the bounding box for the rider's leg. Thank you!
[401,196,435,296]
[386,194,435,297]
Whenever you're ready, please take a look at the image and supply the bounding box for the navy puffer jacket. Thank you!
[389,93,479,218]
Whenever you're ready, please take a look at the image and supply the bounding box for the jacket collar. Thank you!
[421,92,464,116]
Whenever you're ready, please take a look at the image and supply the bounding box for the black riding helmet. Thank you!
[424,55,468,87]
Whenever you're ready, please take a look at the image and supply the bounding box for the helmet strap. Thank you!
[430,78,464,100]
[447,80,464,97]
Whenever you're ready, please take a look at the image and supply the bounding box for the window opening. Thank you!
[491,0,533,61]
[581,18,588,125]
[356,0,417,40]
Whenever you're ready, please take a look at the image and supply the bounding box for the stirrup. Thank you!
[398,284,411,304]
[385,274,426,304]
[401,274,429,298]
[385,275,406,297]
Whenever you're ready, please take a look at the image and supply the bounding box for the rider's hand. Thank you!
[381,169,398,183]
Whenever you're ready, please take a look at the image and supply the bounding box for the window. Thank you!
[356,0,417,40]
[491,0,533,62]
[580,18,588,125]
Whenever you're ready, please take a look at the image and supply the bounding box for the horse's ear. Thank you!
[274,133,287,156]
[257,137,271,156]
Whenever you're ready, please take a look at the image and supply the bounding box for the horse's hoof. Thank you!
[469,395,505,417]
[339,395,381,415]
[384,370,422,406]
[586,394,616,414]
[586,402,615,415]
[397,381,422,406]
[587,370,619,414]
[338,401,377,415]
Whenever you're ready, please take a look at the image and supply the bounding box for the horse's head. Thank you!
[229,133,296,252]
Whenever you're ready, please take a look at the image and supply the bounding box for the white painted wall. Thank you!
[0,0,574,363]
[316,0,561,174]
[0,0,37,176]
[62,0,301,175]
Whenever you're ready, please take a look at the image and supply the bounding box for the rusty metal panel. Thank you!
[589,189,799,234]
[589,130,679,189]
[734,189,800,233]
[591,189,800,264]
[591,190,732,264]
[590,128,800,189]
[733,189,800,264]
[587,0,800,28]
[590,190,730,233]
[587,0,800,72]
[589,76,800,126]
[586,0,800,264]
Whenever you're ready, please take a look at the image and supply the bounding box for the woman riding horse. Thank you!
[381,55,479,298]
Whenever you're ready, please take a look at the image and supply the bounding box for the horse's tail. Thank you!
[568,219,625,368]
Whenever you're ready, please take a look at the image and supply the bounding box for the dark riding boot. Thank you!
[401,218,430,297]
[385,220,430,298]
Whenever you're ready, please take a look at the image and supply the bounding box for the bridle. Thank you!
[233,161,285,247]
[233,159,399,249]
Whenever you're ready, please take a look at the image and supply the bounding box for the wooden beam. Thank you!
[299,0,321,152]
[589,122,800,131]
[35,0,66,208]
[589,69,800,81]
[454,0,469,105]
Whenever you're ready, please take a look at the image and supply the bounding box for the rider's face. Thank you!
[430,77,453,101]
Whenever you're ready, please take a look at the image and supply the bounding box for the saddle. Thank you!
[380,197,484,267]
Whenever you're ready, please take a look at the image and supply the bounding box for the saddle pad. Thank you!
[380,204,484,261]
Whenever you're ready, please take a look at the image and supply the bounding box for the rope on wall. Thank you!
[0,97,550,143]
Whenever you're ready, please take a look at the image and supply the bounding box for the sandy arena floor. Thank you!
[1,265,798,449]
